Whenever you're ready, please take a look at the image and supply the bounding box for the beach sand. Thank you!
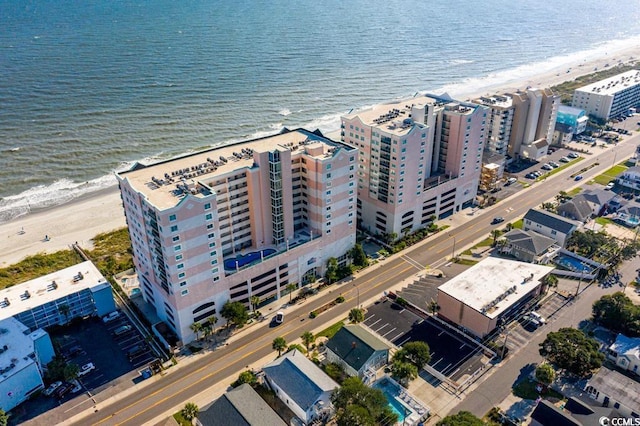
[1,44,640,267]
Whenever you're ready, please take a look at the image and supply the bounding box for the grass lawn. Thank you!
[567,187,582,196]
[595,217,614,226]
[510,219,524,229]
[536,157,583,182]
[513,378,564,401]
[593,164,628,185]
[317,320,344,339]
[477,237,494,247]
[454,258,479,266]
[172,412,192,426]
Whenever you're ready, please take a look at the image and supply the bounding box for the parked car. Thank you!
[541,164,553,171]
[274,311,285,325]
[78,362,95,377]
[491,217,505,225]
[70,379,82,394]
[605,182,615,190]
[113,325,132,336]
[507,177,517,185]
[549,161,559,168]
[63,345,85,360]
[574,175,583,181]
[522,314,542,328]
[568,152,579,159]
[43,381,63,396]
[102,311,121,323]
[525,173,536,179]
[559,156,570,163]
[529,311,546,324]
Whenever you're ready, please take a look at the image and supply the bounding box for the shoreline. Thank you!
[1,46,640,266]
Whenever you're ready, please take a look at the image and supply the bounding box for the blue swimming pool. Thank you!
[373,379,410,423]
[224,249,276,270]
[554,254,594,273]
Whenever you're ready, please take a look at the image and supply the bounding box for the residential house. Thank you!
[523,208,580,247]
[196,383,286,426]
[584,367,640,418]
[607,334,640,375]
[530,397,624,426]
[617,166,640,192]
[613,203,640,228]
[262,350,338,425]
[324,325,390,382]
[499,229,559,263]
[558,189,618,222]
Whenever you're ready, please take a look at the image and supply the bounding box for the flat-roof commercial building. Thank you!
[572,69,640,120]
[116,128,357,343]
[437,258,554,337]
[0,317,55,412]
[341,95,487,237]
[0,261,115,330]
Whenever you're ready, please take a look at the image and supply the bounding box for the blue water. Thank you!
[2,0,640,222]
[555,254,595,273]
[224,249,277,270]
[373,379,410,422]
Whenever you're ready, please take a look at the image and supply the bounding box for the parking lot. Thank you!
[9,310,157,424]
[364,299,489,384]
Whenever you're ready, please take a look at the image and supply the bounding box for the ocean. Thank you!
[1,0,640,223]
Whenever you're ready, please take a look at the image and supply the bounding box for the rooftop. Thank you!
[609,333,640,358]
[474,94,514,108]
[117,128,355,210]
[0,261,109,320]
[262,349,338,411]
[575,69,640,96]
[587,367,640,411]
[325,325,390,372]
[0,317,37,381]
[502,229,557,255]
[524,208,580,234]
[437,257,554,318]
[198,383,286,426]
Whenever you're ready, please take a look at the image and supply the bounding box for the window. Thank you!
[170,225,178,232]
[204,203,211,210]
[179,281,187,287]
[174,245,182,252]
[209,242,216,248]
[181,289,188,296]
[208,233,215,239]
[175,254,183,261]
[177,263,184,270]
[178,272,185,278]
[169,214,177,222]
[210,250,217,256]
[205,213,213,221]
[172,236,180,242]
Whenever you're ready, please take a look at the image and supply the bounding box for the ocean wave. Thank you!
[448,59,474,65]
[0,175,118,224]
[278,108,292,116]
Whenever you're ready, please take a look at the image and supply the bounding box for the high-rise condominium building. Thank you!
[341,95,487,237]
[572,69,640,120]
[116,129,357,342]
[475,88,559,159]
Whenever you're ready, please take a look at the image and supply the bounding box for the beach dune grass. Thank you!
[0,250,83,290]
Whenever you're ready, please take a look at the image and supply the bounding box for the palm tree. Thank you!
[348,308,364,323]
[0,408,9,426]
[202,325,212,342]
[301,331,315,355]
[286,283,297,303]
[250,295,260,312]
[207,315,218,341]
[181,402,199,422]
[190,322,203,341]
[272,336,287,357]
[427,299,440,314]
[491,229,501,247]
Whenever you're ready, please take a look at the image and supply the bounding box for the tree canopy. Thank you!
[592,292,640,337]
[539,328,604,376]
[351,244,369,267]
[436,411,485,426]
[393,341,431,370]
[331,376,398,426]
[220,300,249,327]
[390,360,418,385]
[272,336,287,357]
[348,308,365,323]
[535,364,556,386]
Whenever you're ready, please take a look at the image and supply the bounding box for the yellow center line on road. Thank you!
[93,264,414,426]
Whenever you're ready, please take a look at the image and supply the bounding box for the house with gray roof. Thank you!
[530,397,624,426]
[584,367,640,418]
[613,202,640,227]
[523,208,580,247]
[324,325,390,382]
[558,189,618,222]
[607,334,640,375]
[196,383,285,426]
[499,229,560,263]
[262,349,338,425]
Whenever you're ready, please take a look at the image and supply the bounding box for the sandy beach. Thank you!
[1,44,640,267]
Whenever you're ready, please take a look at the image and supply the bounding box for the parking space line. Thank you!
[390,332,404,342]
[459,343,467,350]
[382,327,396,338]
[396,336,411,346]
[367,318,381,328]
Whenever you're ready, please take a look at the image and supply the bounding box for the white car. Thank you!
[559,157,570,163]
[541,164,553,171]
[102,311,120,323]
[274,311,285,325]
[43,381,62,396]
[507,177,517,184]
[529,311,546,324]
[78,362,95,377]
[605,182,615,190]
[567,152,579,159]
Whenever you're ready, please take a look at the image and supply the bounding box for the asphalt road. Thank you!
[66,133,639,426]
